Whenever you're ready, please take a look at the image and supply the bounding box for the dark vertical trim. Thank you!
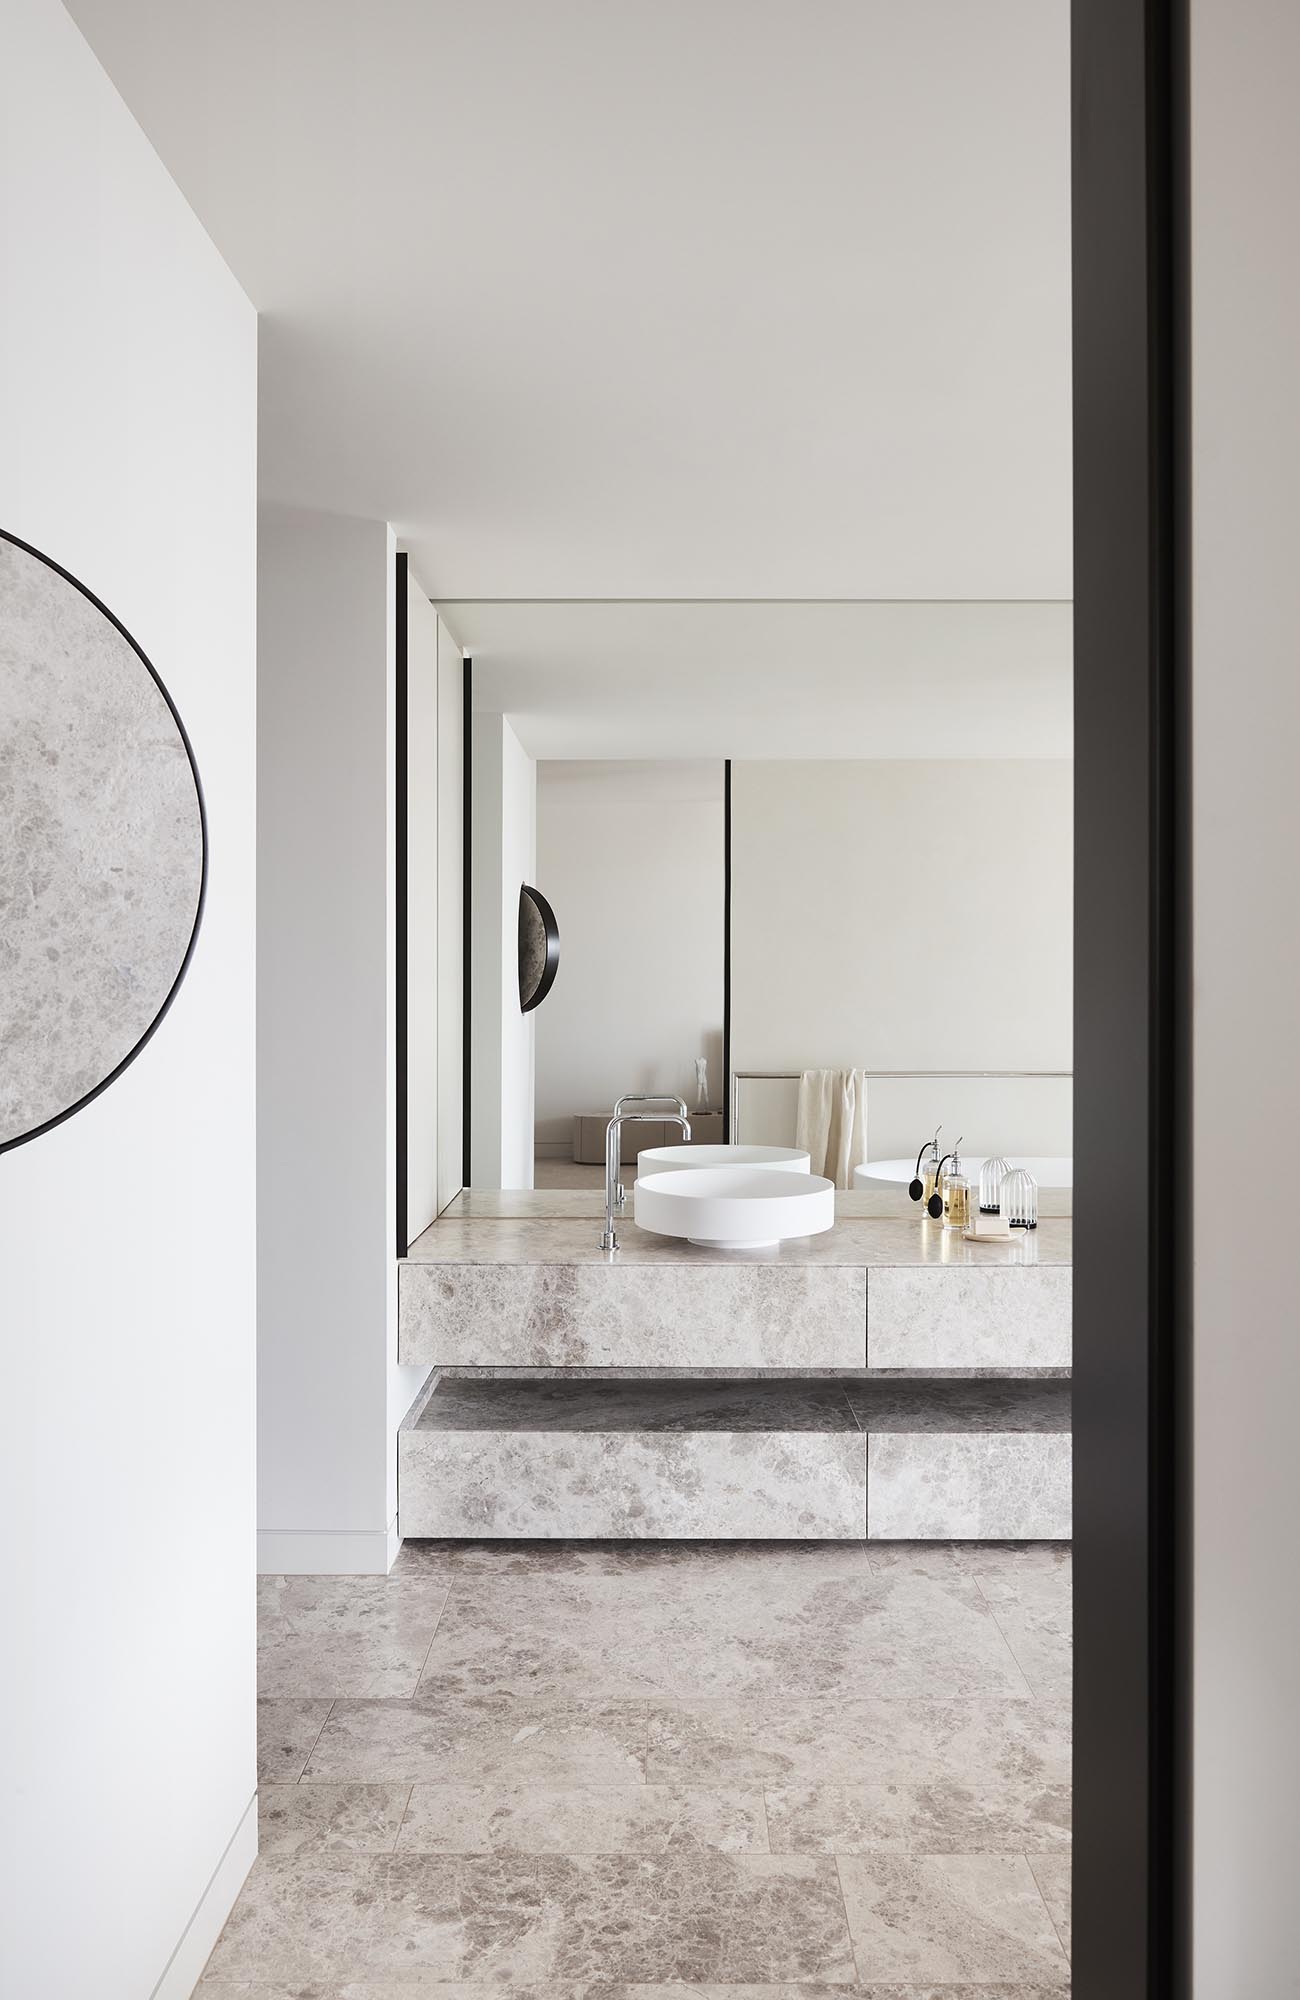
[394,552,409,1260]
[1169,0,1192,1988]
[461,656,473,1188]
[722,759,732,1140]
[1070,1,1185,1995]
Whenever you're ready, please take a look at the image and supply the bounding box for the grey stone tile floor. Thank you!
[201,1540,1072,1994]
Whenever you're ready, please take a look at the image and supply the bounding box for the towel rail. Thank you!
[729,1068,1073,1147]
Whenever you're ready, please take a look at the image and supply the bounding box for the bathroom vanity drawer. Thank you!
[399,1377,866,1540]
[866,1265,1071,1371]
[852,1382,1072,1540]
[399,1261,867,1369]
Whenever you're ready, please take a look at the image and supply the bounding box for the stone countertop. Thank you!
[404,1208,1072,1270]
[440,1186,1073,1223]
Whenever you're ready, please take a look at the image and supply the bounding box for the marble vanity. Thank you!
[397,1189,1071,1542]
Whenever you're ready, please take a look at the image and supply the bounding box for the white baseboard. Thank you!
[258,1517,401,1575]
[150,1791,257,2000]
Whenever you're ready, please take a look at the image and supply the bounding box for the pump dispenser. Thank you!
[941,1139,971,1232]
[908,1128,942,1208]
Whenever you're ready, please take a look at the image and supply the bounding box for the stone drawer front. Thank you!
[399,1263,867,1369]
[399,1430,867,1540]
[867,1432,1072,1540]
[866,1265,1072,1370]
[398,1380,1071,1543]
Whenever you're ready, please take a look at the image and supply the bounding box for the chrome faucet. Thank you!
[608,1093,690,1209]
[602,1102,692,1251]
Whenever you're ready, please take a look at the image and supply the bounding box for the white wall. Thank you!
[730,760,1073,1155]
[535,761,725,1147]
[470,714,536,1187]
[0,2,257,1993]
[259,510,423,1574]
[1189,3,1300,1989]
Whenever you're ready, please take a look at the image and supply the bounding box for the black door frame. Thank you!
[1071,0,1188,1993]
[408,7,1191,1980]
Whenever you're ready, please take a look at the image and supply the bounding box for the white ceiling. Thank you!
[67,0,1072,602]
[455,600,1072,758]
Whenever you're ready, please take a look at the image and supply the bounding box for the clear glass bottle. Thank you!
[942,1142,971,1232]
[979,1155,1011,1214]
[1004,1166,1039,1229]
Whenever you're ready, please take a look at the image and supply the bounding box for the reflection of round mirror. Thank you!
[0,531,206,1153]
[518,883,560,1013]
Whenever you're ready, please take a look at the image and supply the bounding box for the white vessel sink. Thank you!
[853,1154,1074,1190]
[637,1142,810,1177]
[634,1166,835,1250]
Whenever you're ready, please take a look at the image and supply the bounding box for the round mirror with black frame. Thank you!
[518,882,560,1013]
[0,529,207,1155]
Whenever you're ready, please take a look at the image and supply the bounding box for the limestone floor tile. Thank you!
[305,1696,648,1785]
[765,1780,1071,1854]
[201,1851,856,1985]
[415,1568,1032,1701]
[198,1983,1066,1998]
[396,1781,768,1854]
[257,1577,451,1699]
[976,1581,1073,1703]
[867,1543,1072,1584]
[836,1853,1071,1985]
[646,1696,1071,1789]
[1029,1853,1072,1959]
[257,1782,411,1855]
[598,1987,1070,2000]
[255,1698,334,1784]
[446,1538,877,1580]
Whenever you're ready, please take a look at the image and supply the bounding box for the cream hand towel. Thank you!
[795,1068,868,1189]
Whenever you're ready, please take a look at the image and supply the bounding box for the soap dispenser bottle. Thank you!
[908,1128,942,1210]
[941,1139,970,1232]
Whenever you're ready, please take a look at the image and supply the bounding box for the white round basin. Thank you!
[634,1166,835,1250]
[637,1142,810,1178]
[853,1155,1074,1190]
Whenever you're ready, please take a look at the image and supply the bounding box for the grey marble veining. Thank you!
[432,1185,1073,1224]
[645,1694,1072,1788]
[400,1429,867,1541]
[836,1853,1070,1985]
[1029,1853,1073,1959]
[412,1566,1032,1701]
[201,1851,858,1985]
[400,1260,866,1368]
[867,1266,1072,1370]
[0,537,205,1146]
[848,1382,1071,1434]
[306,1696,649,1786]
[257,1782,410,1855]
[256,1576,451,1699]
[976,1572,1074,1701]
[868,1434,1073,1542]
[405,1213,1072,1268]
[410,1377,861,1431]
[396,1781,768,1855]
[255,1698,334,1785]
[764,1778,1071,1854]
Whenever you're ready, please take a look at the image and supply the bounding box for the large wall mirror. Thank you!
[455,599,1072,1194]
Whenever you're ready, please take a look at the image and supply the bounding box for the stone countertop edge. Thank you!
[401,1214,1073,1270]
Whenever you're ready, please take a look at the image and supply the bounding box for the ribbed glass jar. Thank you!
[979,1156,1011,1214]
[1003,1166,1039,1230]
